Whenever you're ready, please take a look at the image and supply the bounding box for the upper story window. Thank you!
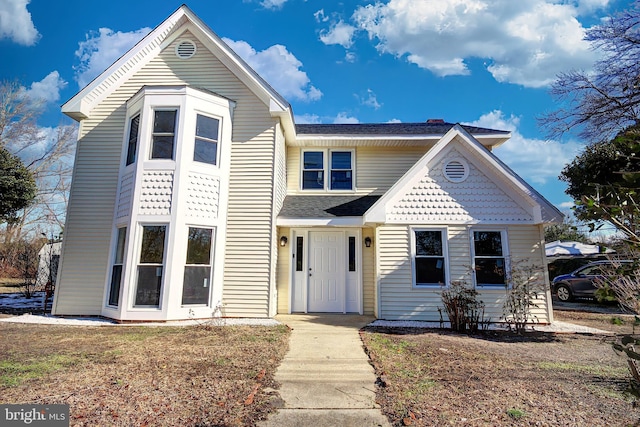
[302,150,354,191]
[472,230,508,287]
[125,114,140,166]
[194,114,220,165]
[412,228,448,287]
[151,110,177,159]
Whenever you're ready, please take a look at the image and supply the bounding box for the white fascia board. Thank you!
[295,134,444,142]
[276,217,364,227]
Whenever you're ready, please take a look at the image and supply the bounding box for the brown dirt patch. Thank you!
[555,309,638,335]
[0,323,289,426]
[362,323,637,426]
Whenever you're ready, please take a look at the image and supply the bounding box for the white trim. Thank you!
[410,227,450,288]
[276,217,364,227]
[469,227,510,288]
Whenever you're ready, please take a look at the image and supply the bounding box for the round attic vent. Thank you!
[443,159,468,183]
[175,40,196,59]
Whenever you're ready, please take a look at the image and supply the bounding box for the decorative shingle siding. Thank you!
[139,171,174,215]
[185,172,220,219]
[389,148,533,223]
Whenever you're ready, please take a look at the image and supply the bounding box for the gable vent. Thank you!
[443,159,468,183]
[175,40,196,59]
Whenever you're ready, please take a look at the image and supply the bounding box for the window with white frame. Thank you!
[301,150,354,191]
[125,115,140,166]
[413,229,447,286]
[472,230,507,287]
[134,225,166,307]
[107,227,127,307]
[150,110,177,159]
[193,114,219,165]
[182,227,214,305]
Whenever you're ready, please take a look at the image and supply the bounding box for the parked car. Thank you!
[552,260,632,302]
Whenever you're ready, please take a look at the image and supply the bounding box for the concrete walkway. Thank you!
[259,314,391,427]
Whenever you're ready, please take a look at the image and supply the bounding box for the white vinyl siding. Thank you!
[377,224,551,323]
[54,31,277,318]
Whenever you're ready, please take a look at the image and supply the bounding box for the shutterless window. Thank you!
[302,151,324,189]
[126,114,140,166]
[151,110,177,159]
[414,230,445,286]
[182,227,213,305]
[348,236,356,272]
[295,236,304,271]
[134,225,166,307]
[108,227,127,306]
[194,114,220,165]
[331,151,353,190]
[473,231,506,286]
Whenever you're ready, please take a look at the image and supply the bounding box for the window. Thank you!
[194,114,219,165]
[413,229,446,286]
[348,236,356,272]
[151,110,177,159]
[472,230,507,286]
[302,150,354,191]
[295,236,304,272]
[108,227,127,307]
[182,227,214,305]
[134,225,166,307]
[126,115,140,165]
[302,151,324,189]
[331,151,353,190]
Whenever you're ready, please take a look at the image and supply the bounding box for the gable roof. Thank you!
[61,4,296,139]
[365,124,563,225]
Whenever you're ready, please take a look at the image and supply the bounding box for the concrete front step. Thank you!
[258,408,391,427]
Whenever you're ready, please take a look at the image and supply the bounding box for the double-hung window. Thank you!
[182,227,214,305]
[125,115,140,166]
[134,225,166,307]
[151,110,177,159]
[194,114,219,165]
[472,230,507,287]
[302,150,353,191]
[413,229,447,286]
[107,227,127,307]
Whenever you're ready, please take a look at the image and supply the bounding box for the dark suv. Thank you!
[552,260,632,302]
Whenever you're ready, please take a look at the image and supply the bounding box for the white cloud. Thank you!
[320,20,357,49]
[260,0,288,10]
[314,9,329,23]
[558,201,575,209]
[344,52,356,63]
[0,0,39,45]
[351,0,599,87]
[74,27,152,88]
[465,110,583,185]
[224,38,322,102]
[358,89,382,110]
[295,113,322,124]
[21,71,67,104]
[333,112,359,124]
[387,118,402,123]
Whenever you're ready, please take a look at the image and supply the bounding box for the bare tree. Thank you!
[0,80,77,243]
[540,3,640,142]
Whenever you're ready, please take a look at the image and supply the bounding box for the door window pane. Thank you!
[182,227,213,305]
[295,236,303,272]
[348,236,356,272]
[135,225,166,307]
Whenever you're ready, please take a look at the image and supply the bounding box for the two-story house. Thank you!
[52,5,562,323]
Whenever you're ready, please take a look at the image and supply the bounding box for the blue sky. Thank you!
[0,0,634,229]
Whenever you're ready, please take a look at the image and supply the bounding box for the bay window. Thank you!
[134,225,166,307]
[151,110,177,159]
[182,227,214,305]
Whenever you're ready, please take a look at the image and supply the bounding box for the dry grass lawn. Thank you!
[362,319,637,426]
[0,323,289,426]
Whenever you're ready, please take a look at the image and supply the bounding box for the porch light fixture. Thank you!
[364,237,372,248]
[279,236,288,247]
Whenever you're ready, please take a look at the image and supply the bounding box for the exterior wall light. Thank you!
[279,236,288,247]
[364,237,372,248]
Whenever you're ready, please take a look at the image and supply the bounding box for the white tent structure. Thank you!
[545,240,614,258]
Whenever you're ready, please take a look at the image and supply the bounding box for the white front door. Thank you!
[308,231,344,312]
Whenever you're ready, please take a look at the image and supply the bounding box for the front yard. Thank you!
[0,323,290,426]
[362,311,637,426]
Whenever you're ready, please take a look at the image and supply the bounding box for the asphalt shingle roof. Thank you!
[279,195,381,218]
[295,122,509,136]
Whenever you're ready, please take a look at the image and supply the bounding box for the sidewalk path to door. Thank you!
[259,314,391,427]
